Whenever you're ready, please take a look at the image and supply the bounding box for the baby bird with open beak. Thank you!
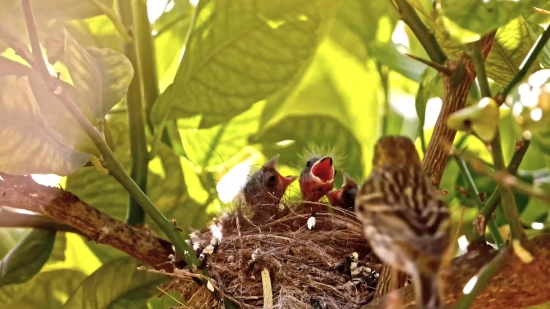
[299,155,336,212]
[327,172,358,211]
[242,155,297,212]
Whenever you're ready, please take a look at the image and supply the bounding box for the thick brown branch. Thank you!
[422,32,496,187]
[362,234,550,309]
[0,207,82,234]
[0,175,175,271]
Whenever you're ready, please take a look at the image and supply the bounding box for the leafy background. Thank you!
[2,0,550,308]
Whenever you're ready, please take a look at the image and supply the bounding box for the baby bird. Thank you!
[299,156,336,212]
[355,136,451,309]
[327,172,358,211]
[242,155,297,212]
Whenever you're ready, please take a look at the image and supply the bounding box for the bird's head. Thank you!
[299,156,336,202]
[260,155,297,192]
[327,172,358,210]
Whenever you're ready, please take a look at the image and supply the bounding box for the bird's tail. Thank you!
[413,272,445,309]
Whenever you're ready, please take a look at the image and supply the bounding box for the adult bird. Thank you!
[241,155,297,220]
[299,155,336,212]
[327,172,358,211]
[355,136,451,309]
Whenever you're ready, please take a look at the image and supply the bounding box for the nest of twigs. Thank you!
[161,199,380,309]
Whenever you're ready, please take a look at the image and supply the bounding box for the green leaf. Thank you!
[437,17,539,86]
[525,20,550,68]
[251,38,381,180]
[0,56,99,156]
[0,0,114,22]
[0,229,56,287]
[330,0,398,63]
[151,0,344,128]
[60,29,134,118]
[63,257,170,309]
[0,278,37,307]
[180,101,264,171]
[66,114,209,235]
[368,42,426,81]
[11,269,87,309]
[152,0,193,92]
[0,75,91,175]
[439,0,547,37]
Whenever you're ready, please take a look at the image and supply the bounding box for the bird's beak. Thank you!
[327,188,343,206]
[309,156,335,184]
[280,175,298,186]
[265,155,297,186]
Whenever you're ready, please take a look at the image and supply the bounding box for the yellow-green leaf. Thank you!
[151,0,344,128]
[0,229,56,287]
[437,17,539,86]
[63,257,169,309]
[439,0,547,37]
[62,29,134,118]
[0,75,91,175]
[11,269,87,309]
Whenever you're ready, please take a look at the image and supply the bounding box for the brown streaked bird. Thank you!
[327,172,358,210]
[299,156,336,204]
[355,136,451,309]
[242,155,297,209]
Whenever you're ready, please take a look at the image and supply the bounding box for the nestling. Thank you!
[355,136,451,309]
[327,172,358,210]
[242,155,297,209]
[299,156,336,209]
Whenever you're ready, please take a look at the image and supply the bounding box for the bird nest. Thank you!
[155,200,382,309]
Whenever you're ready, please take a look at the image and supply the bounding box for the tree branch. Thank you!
[19,0,197,268]
[362,234,550,309]
[422,33,496,187]
[393,0,447,64]
[0,207,82,234]
[0,175,175,272]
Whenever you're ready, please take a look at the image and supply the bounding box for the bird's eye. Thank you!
[317,187,323,192]
[306,161,312,168]
[357,204,364,212]
[267,175,277,185]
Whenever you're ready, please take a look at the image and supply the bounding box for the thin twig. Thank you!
[453,156,504,247]
[394,0,447,64]
[453,148,550,205]
[490,133,526,242]
[479,139,530,228]
[405,53,452,75]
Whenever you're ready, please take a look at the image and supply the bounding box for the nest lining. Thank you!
[164,200,380,309]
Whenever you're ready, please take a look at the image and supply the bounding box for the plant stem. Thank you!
[132,0,159,132]
[455,147,550,204]
[454,155,504,247]
[393,0,447,64]
[499,23,550,102]
[376,61,390,136]
[471,41,491,98]
[118,0,148,226]
[454,249,508,309]
[490,132,526,242]
[479,139,530,223]
[20,0,198,268]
